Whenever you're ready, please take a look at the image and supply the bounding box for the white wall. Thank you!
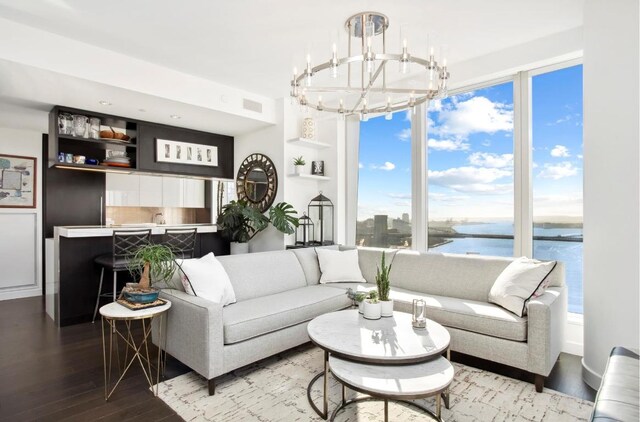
[0,127,43,300]
[581,0,640,389]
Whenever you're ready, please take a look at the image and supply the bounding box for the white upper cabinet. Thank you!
[161,177,184,208]
[105,174,140,206]
[139,175,163,207]
[183,179,205,208]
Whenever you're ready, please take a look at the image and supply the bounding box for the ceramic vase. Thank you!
[230,242,249,255]
[380,299,394,317]
[294,164,304,175]
[358,300,365,314]
[363,300,382,320]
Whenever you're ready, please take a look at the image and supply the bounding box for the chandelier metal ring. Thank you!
[290,11,450,116]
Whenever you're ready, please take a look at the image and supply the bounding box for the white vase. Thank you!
[294,165,304,175]
[230,242,249,255]
[380,300,394,317]
[358,301,365,314]
[302,117,315,140]
[363,300,382,320]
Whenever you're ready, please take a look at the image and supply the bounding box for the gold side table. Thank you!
[100,300,171,401]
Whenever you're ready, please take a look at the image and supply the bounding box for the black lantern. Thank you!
[308,192,334,245]
[295,212,315,246]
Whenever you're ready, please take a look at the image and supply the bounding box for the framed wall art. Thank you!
[156,138,218,167]
[0,154,37,208]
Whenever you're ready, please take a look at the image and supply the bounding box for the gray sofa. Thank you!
[155,247,566,395]
[590,347,639,421]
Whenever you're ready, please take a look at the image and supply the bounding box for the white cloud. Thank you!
[371,161,396,171]
[428,166,512,193]
[358,162,363,169]
[428,138,470,151]
[550,145,570,158]
[468,152,513,168]
[428,99,442,112]
[431,96,513,138]
[396,128,411,142]
[577,154,583,160]
[388,193,411,199]
[429,192,469,203]
[537,162,579,180]
[481,140,491,147]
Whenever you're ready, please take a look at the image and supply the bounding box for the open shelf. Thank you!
[58,134,137,149]
[287,138,331,149]
[53,162,134,174]
[287,173,331,181]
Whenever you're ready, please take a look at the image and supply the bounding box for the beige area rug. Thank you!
[157,345,593,421]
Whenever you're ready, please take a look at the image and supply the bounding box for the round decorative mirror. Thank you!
[236,153,278,212]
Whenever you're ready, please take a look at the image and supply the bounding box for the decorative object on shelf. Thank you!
[72,114,88,137]
[412,298,427,329]
[89,117,101,139]
[85,158,99,165]
[58,112,73,135]
[295,212,314,246]
[0,154,36,208]
[376,252,394,317]
[58,152,65,163]
[65,153,73,163]
[156,138,218,167]
[301,117,316,139]
[363,290,381,320]
[308,191,334,245]
[289,11,450,117]
[236,153,277,212]
[217,199,299,254]
[124,243,177,304]
[311,160,324,176]
[72,155,86,164]
[293,156,306,175]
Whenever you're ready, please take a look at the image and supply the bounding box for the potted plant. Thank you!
[293,156,306,175]
[354,291,368,314]
[376,252,394,317]
[217,200,299,254]
[124,244,177,303]
[363,290,381,320]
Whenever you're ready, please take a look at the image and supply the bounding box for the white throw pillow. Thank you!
[488,257,557,317]
[179,253,236,306]
[316,248,366,283]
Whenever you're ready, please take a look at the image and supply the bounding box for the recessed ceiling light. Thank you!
[98,100,112,106]
[170,114,181,119]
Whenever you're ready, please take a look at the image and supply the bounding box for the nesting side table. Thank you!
[99,300,171,401]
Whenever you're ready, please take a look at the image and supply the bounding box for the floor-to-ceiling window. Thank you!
[356,111,412,248]
[531,64,584,314]
[427,82,515,256]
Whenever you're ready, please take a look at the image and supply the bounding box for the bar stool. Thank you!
[92,229,152,322]
[164,228,198,259]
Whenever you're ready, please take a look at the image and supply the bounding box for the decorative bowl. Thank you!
[122,287,160,304]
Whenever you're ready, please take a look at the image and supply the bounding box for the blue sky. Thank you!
[357,65,583,221]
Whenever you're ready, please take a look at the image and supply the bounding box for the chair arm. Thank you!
[527,286,567,376]
[154,289,224,380]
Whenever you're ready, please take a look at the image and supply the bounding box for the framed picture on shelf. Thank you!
[0,154,37,208]
[156,138,218,167]
[311,160,325,176]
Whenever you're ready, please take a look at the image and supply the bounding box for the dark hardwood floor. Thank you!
[0,297,595,422]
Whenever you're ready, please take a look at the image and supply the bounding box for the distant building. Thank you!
[402,213,410,223]
[373,215,388,247]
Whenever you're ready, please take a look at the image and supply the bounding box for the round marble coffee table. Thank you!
[306,310,451,419]
[329,355,454,421]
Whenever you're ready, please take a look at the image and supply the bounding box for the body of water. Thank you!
[430,223,583,314]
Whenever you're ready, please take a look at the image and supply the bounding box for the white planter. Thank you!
[358,301,365,314]
[294,165,305,175]
[363,300,382,320]
[230,242,249,255]
[380,300,394,317]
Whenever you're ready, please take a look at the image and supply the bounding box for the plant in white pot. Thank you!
[363,290,382,320]
[376,252,394,317]
[217,200,299,254]
[354,291,368,314]
[293,156,306,175]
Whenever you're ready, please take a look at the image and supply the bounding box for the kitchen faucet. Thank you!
[153,213,165,225]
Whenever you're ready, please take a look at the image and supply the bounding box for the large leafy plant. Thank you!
[217,200,299,243]
[128,244,177,290]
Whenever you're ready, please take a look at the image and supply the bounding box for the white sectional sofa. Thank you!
[155,247,566,395]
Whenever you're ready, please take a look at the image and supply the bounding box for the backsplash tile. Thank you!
[106,207,207,225]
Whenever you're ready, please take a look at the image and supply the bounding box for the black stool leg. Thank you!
[93,267,105,323]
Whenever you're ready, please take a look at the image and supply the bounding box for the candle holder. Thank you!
[412,298,427,329]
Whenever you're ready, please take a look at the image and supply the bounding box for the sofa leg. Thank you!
[208,378,216,396]
[534,374,544,392]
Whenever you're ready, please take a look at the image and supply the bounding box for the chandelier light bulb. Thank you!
[385,97,393,120]
[330,43,339,78]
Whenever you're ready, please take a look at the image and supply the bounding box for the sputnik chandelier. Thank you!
[290,11,450,118]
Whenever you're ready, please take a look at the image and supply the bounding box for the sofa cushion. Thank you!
[217,250,307,302]
[317,249,365,283]
[291,245,340,285]
[591,347,639,421]
[356,248,399,284]
[390,286,528,342]
[222,285,352,344]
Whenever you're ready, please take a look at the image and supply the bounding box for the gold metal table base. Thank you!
[101,313,166,401]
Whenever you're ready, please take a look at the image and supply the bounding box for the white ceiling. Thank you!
[0,0,584,99]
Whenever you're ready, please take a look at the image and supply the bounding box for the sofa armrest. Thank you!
[527,286,567,376]
[154,289,224,380]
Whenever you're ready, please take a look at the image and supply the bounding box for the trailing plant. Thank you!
[269,202,299,235]
[376,252,392,301]
[293,156,306,166]
[128,244,177,290]
[217,200,269,243]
